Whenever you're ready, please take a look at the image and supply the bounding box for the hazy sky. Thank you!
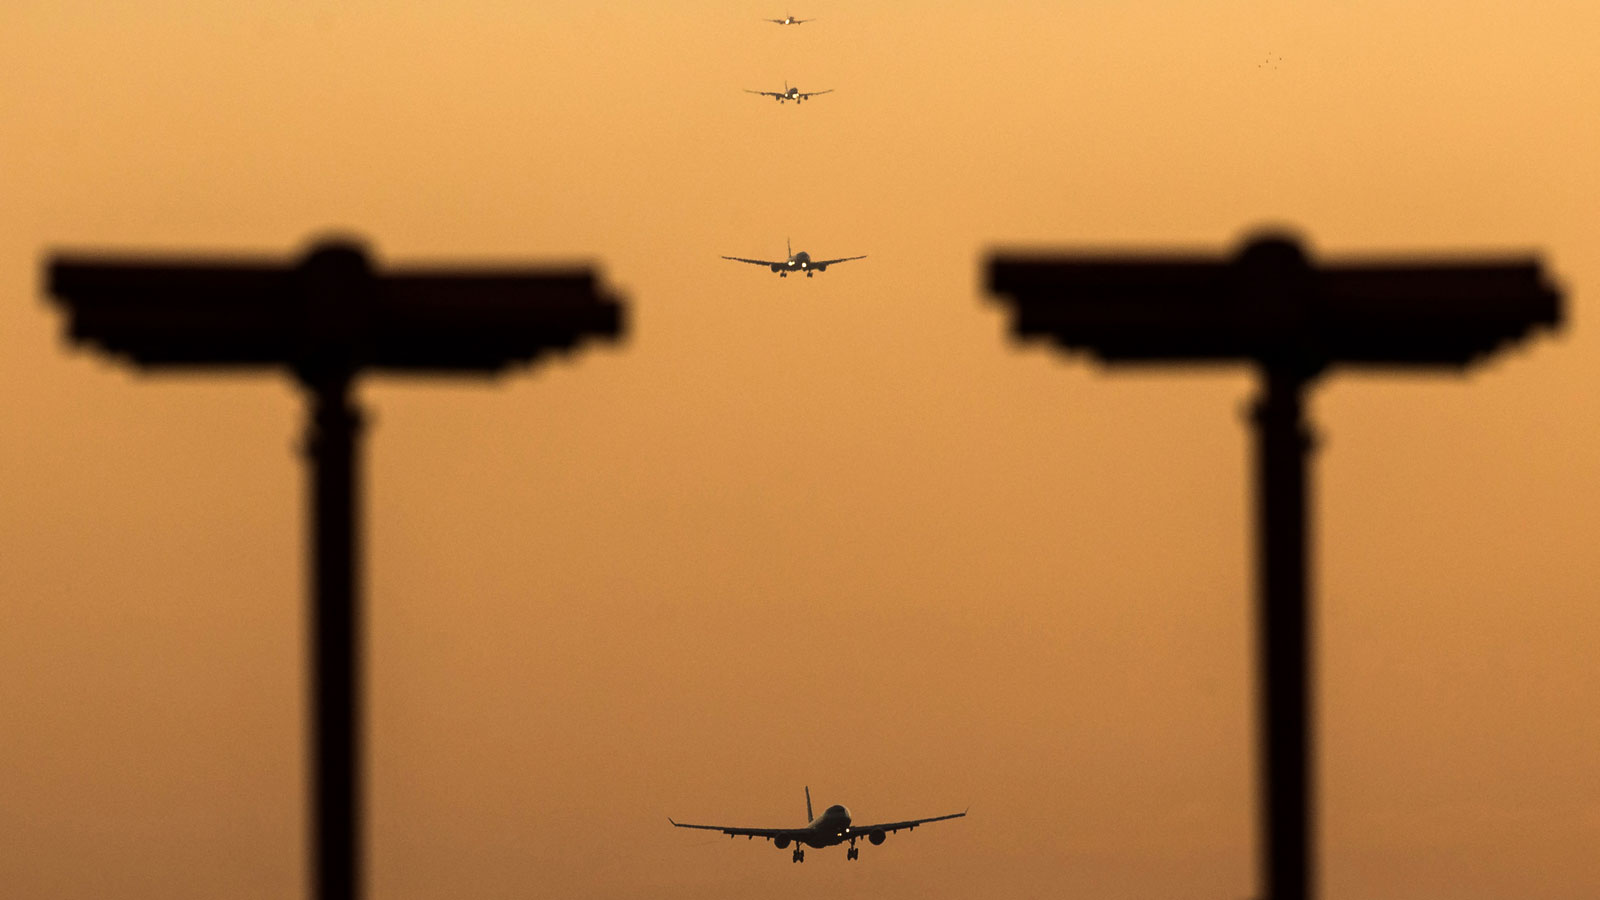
[3,2,1598,898]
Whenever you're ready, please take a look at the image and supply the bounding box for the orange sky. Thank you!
[3,2,1598,898]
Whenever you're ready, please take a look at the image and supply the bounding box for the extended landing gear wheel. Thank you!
[792,848,805,863]
[847,846,859,860]
[805,271,813,277]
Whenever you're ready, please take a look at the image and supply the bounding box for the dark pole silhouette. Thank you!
[302,363,363,900]
[1253,364,1314,899]
[47,237,626,900]
[987,230,1561,900]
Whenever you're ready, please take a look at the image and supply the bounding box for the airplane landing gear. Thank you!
[792,848,805,863]
[805,271,814,277]
[779,272,787,277]
[847,846,859,860]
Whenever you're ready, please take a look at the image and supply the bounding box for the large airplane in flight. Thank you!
[669,787,966,862]
[745,81,832,104]
[722,239,865,277]
[767,13,813,25]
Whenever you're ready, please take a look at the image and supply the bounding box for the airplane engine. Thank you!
[868,829,886,846]
[774,836,791,850]
[771,264,784,272]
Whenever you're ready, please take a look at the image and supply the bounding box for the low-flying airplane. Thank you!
[669,786,966,862]
[722,239,865,277]
[767,14,812,25]
[745,81,832,104]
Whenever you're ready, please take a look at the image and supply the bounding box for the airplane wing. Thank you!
[797,89,833,99]
[744,90,781,98]
[669,819,804,841]
[848,809,967,837]
[808,254,865,269]
[721,255,782,266]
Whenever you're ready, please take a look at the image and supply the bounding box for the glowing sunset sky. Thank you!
[3,2,1597,898]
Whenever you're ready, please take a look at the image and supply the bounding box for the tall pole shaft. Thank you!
[1251,366,1316,900]
[303,369,365,900]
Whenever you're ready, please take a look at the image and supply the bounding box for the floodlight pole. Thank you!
[301,365,364,900]
[1253,364,1315,900]
[47,237,625,900]
[987,230,1561,900]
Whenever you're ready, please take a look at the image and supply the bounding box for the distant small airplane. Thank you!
[767,14,813,25]
[670,786,966,862]
[745,81,832,104]
[722,239,865,277]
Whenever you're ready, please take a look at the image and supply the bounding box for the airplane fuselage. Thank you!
[799,805,852,847]
[773,804,888,850]
[774,250,813,275]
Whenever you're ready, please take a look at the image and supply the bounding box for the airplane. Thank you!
[722,239,865,277]
[767,14,813,25]
[670,787,966,862]
[745,81,832,104]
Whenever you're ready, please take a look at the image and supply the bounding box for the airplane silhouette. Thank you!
[767,13,813,25]
[745,81,832,104]
[669,786,966,862]
[722,239,865,277]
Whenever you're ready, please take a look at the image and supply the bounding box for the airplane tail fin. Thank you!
[805,786,813,821]
[787,236,793,259]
